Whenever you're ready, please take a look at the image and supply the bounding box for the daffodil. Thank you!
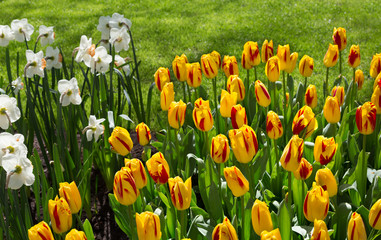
[45,46,62,70]
[2,155,34,189]
[25,50,45,78]
[75,35,95,67]
[0,132,27,166]
[11,77,23,94]
[11,18,34,42]
[97,15,112,39]
[83,115,105,141]
[110,27,130,52]
[114,55,130,74]
[58,78,82,106]
[90,46,112,73]
[0,95,21,130]
[38,25,55,46]
[109,13,132,29]
[0,25,14,47]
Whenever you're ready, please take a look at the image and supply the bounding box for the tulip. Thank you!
[193,98,213,132]
[369,199,381,229]
[299,55,314,77]
[231,104,247,129]
[331,86,345,106]
[315,168,337,197]
[220,89,238,118]
[303,183,330,222]
[227,75,245,102]
[186,62,202,88]
[124,158,147,189]
[168,100,187,129]
[242,41,261,69]
[108,126,133,156]
[48,196,72,234]
[211,50,221,68]
[224,166,249,197]
[292,106,318,139]
[59,181,82,214]
[65,229,87,240]
[212,217,238,240]
[261,39,274,63]
[222,55,239,78]
[172,54,188,82]
[136,211,162,240]
[285,52,299,74]
[371,86,381,114]
[348,45,360,68]
[293,158,313,180]
[323,96,340,124]
[160,82,175,111]
[211,134,230,164]
[314,136,338,165]
[265,56,280,82]
[323,44,339,68]
[113,167,139,206]
[201,53,219,79]
[266,111,283,140]
[146,152,170,184]
[229,125,259,163]
[305,85,318,109]
[251,199,273,236]
[370,53,381,78]
[375,72,381,91]
[355,69,364,90]
[286,92,289,107]
[154,67,170,91]
[280,135,304,172]
[261,228,282,240]
[168,176,192,210]
[277,44,290,71]
[311,220,330,240]
[332,27,347,51]
[136,122,151,146]
[255,80,271,107]
[28,221,54,240]
[356,102,377,135]
[347,212,367,240]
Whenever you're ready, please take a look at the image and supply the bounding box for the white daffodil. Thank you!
[97,15,112,40]
[58,77,82,107]
[75,35,95,67]
[45,46,62,70]
[83,115,105,141]
[0,132,27,166]
[110,27,130,53]
[11,77,24,94]
[90,46,112,73]
[25,50,45,78]
[0,95,21,130]
[11,18,34,42]
[0,25,14,47]
[114,55,130,75]
[3,155,35,189]
[38,25,55,47]
[109,13,132,29]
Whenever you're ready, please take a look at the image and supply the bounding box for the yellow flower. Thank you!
[28,221,54,240]
[348,45,360,68]
[201,53,219,79]
[48,196,72,234]
[356,101,377,135]
[332,27,347,51]
[303,183,330,222]
[136,211,162,240]
[136,122,151,146]
[242,41,261,69]
[172,54,188,82]
[146,152,170,184]
[323,96,341,124]
[251,199,273,236]
[193,98,214,132]
[65,229,87,240]
[265,56,280,82]
[113,167,139,206]
[331,86,345,106]
[227,75,245,102]
[347,212,367,240]
[305,84,318,109]
[231,104,247,129]
[229,125,258,163]
[315,168,338,197]
[314,136,338,165]
[370,53,381,78]
[293,158,313,180]
[266,111,283,140]
[369,199,381,230]
[323,44,339,68]
[154,67,170,91]
[186,62,202,88]
[286,52,299,74]
[299,55,314,77]
[160,82,175,111]
[124,158,148,189]
[355,69,364,90]
[222,55,239,78]
[255,80,271,107]
[292,106,318,139]
[261,39,274,63]
[224,166,249,197]
[168,100,187,129]
[260,228,282,240]
[280,135,304,172]
[168,176,192,210]
[371,86,381,114]
[108,126,133,156]
[211,50,221,68]
[212,217,238,240]
[220,89,238,118]
[211,134,230,164]
[311,220,330,240]
[277,44,291,71]
[59,181,82,214]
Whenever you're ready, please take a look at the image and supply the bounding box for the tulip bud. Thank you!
[348,212,367,240]
[280,135,304,172]
[332,27,347,51]
[355,69,364,90]
[303,183,330,222]
[314,136,338,165]
[109,126,133,156]
[311,220,330,240]
[154,67,170,91]
[168,176,192,210]
[323,44,339,68]
[211,50,221,68]
[286,52,299,74]
[242,41,261,69]
[227,75,245,102]
[261,228,282,240]
[212,217,238,240]
[172,54,188,82]
[168,100,187,129]
[224,166,249,197]
[136,122,151,146]
[255,80,271,107]
[160,82,175,111]
[251,199,273,236]
[261,39,274,63]
[265,56,280,82]
[286,92,289,107]
[323,96,341,124]
[371,86,381,114]
[124,158,147,189]
[299,55,314,77]
[193,98,213,132]
[48,196,72,234]
[266,111,283,140]
[201,53,218,79]
[65,229,87,240]
[222,55,239,78]
[229,125,259,163]
[146,152,170,184]
[348,45,360,68]
[292,106,318,139]
[220,89,238,118]
[293,158,313,180]
[113,167,139,206]
[315,168,337,197]
[28,221,54,240]
[186,62,202,88]
[136,211,162,240]
[331,86,345,106]
[370,54,381,78]
[277,44,291,71]
[59,181,82,214]
[211,134,230,164]
[305,84,318,109]
[356,101,377,135]
[369,199,381,229]
[231,104,247,129]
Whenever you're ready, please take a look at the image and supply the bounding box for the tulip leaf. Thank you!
[295,82,304,108]
[208,181,223,222]
[278,200,291,240]
[334,202,352,240]
[83,219,95,240]
[108,194,132,237]
[158,191,171,209]
[292,178,304,226]
[166,203,176,239]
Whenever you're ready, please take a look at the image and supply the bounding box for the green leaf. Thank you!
[52,144,65,184]
[334,203,352,240]
[83,219,95,240]
[108,194,131,237]
[146,82,156,125]
[278,200,291,240]
[158,191,171,209]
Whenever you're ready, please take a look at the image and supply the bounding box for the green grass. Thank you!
[0,0,380,130]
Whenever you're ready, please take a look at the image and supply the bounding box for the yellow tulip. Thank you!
[314,136,338,165]
[193,98,214,132]
[356,101,377,135]
[369,199,381,230]
[323,44,339,68]
[374,72,381,91]
[146,152,170,184]
[48,196,72,234]
[370,53,381,78]
[220,89,238,118]
[201,53,219,79]
[299,55,314,77]
[231,104,247,129]
[255,80,271,107]
[323,96,341,124]
[212,217,238,240]
[211,134,230,164]
[311,220,330,240]
[113,167,139,206]
[186,62,202,88]
[293,158,313,180]
[211,50,221,68]
[355,69,364,90]
[265,56,280,82]
[292,105,318,139]
[277,44,290,71]
[303,183,330,222]
[261,39,274,63]
[160,82,175,111]
[154,67,170,91]
[136,211,162,240]
[371,86,381,114]
[242,41,261,69]
[348,212,367,240]
[348,45,360,68]
[229,125,258,163]
[251,199,273,236]
[260,228,282,240]
[280,135,304,172]
[168,176,192,210]
[224,166,249,197]
[266,111,283,140]
[124,158,148,189]
[332,27,347,51]
[227,75,245,102]
[331,86,345,106]
[315,168,338,197]
[108,126,133,156]
[59,181,82,214]
[285,52,299,74]
[136,122,151,146]
[168,100,187,129]
[172,54,188,82]
[222,55,239,78]
[28,221,54,240]
[305,84,318,109]
[65,229,87,240]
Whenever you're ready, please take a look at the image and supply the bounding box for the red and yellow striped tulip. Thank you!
[229,125,258,163]
[224,166,249,197]
[371,86,381,114]
[154,67,170,92]
[305,84,318,109]
[146,152,170,184]
[124,158,147,189]
[251,199,273,236]
[277,44,290,71]
[331,86,345,106]
[168,100,187,129]
[314,136,337,165]
[303,183,330,222]
[211,134,230,164]
[356,101,377,135]
[292,105,318,139]
[113,167,139,206]
[299,55,314,77]
[242,41,261,69]
[136,211,162,240]
[355,69,364,90]
[255,80,271,107]
[28,221,54,240]
[231,104,247,129]
[323,96,341,124]
[65,229,87,240]
[311,220,330,240]
[286,52,299,74]
[261,39,274,63]
[109,126,133,156]
[212,217,238,240]
[293,158,313,180]
[324,44,339,68]
[370,54,381,78]
[186,62,202,88]
[266,111,283,140]
[332,27,347,51]
[136,122,151,146]
[260,229,282,240]
[369,199,381,230]
[160,82,175,111]
[222,55,239,78]
[227,75,245,102]
[348,212,367,240]
[59,181,82,214]
[193,98,213,132]
[280,135,304,172]
[265,56,280,82]
[172,54,188,82]
[168,176,192,210]
[48,196,72,234]
[211,50,221,68]
[220,89,238,118]
[315,168,338,197]
[201,53,219,79]
[348,45,360,68]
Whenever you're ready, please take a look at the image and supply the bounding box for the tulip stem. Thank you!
[140,189,146,211]
[368,228,376,240]
[187,85,192,104]
[180,210,187,238]
[273,81,276,112]
[351,67,356,111]
[213,77,220,134]
[224,117,228,135]
[361,134,367,202]
[75,213,84,231]
[241,196,245,239]
[254,66,258,82]
[288,171,292,221]
[325,67,329,100]
[282,71,287,140]
[182,82,187,103]
[246,69,251,121]
[304,77,308,91]
[339,50,342,77]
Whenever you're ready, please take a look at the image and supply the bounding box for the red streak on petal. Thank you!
[53,205,61,231]
[116,136,131,151]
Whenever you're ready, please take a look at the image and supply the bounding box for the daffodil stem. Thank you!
[213,77,220,134]
[325,67,329,100]
[241,196,245,239]
[282,71,287,141]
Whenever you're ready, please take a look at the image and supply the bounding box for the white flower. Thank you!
[90,46,112,73]
[108,111,115,129]
[114,55,130,75]
[75,35,95,67]
[11,18,34,42]
[11,77,24,94]
[83,115,105,141]
[109,13,132,29]
[3,155,34,189]
[45,46,62,70]
[58,77,82,106]
[0,95,21,130]
[110,27,130,53]
[97,16,112,39]
[38,25,55,47]
[0,132,27,166]
[25,50,45,78]
[0,25,14,47]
